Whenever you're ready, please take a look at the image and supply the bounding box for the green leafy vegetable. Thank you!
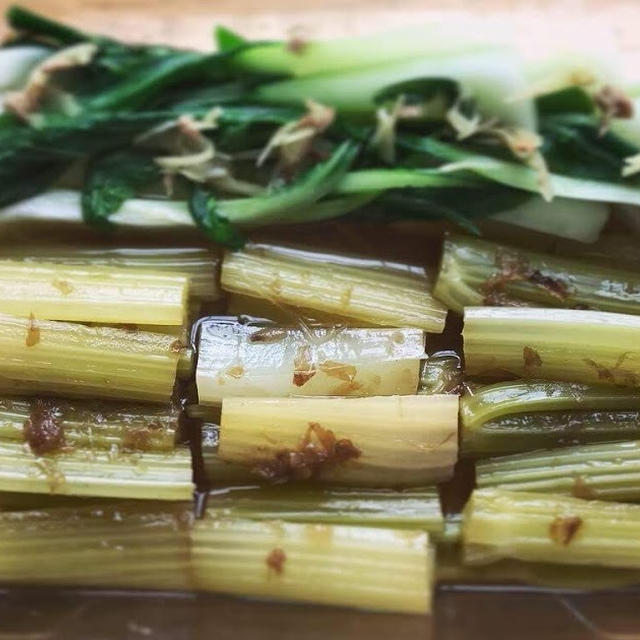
[189,187,246,249]
[81,149,161,227]
[2,7,640,243]
[210,141,359,225]
[398,134,640,206]
[7,5,86,46]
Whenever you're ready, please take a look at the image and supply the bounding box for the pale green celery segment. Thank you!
[0,312,182,402]
[463,488,640,569]
[0,244,221,301]
[220,245,447,332]
[463,307,640,387]
[476,440,640,501]
[196,320,425,404]
[192,513,434,615]
[219,395,459,487]
[0,502,193,590]
[0,260,189,326]
[0,397,179,451]
[434,233,640,315]
[207,485,444,535]
[0,441,193,500]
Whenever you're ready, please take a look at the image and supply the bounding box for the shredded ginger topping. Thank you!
[4,43,98,122]
[258,99,335,169]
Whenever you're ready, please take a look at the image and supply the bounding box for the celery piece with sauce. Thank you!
[476,440,640,501]
[218,395,459,486]
[0,502,193,590]
[0,441,193,500]
[0,244,221,301]
[0,313,182,402]
[463,488,640,569]
[463,307,640,387]
[220,245,447,332]
[192,514,434,614]
[0,396,179,452]
[0,260,188,325]
[196,318,425,403]
[434,233,640,314]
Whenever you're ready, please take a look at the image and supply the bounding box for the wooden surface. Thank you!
[2,0,640,83]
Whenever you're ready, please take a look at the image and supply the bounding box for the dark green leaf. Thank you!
[536,87,595,116]
[374,78,458,106]
[82,149,161,227]
[215,26,247,52]
[85,51,228,112]
[189,187,246,249]
[364,184,530,232]
[214,141,360,225]
[7,5,87,45]
[540,114,639,182]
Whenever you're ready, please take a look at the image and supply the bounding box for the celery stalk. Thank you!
[226,293,374,326]
[419,351,463,395]
[476,440,640,501]
[461,381,640,456]
[463,307,640,387]
[463,488,640,568]
[192,514,434,614]
[0,260,188,325]
[196,319,425,403]
[436,544,640,589]
[0,502,193,590]
[0,441,193,499]
[0,397,179,452]
[218,395,458,486]
[0,313,181,402]
[0,244,221,301]
[207,485,444,534]
[221,245,447,332]
[435,234,640,314]
[204,451,256,486]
